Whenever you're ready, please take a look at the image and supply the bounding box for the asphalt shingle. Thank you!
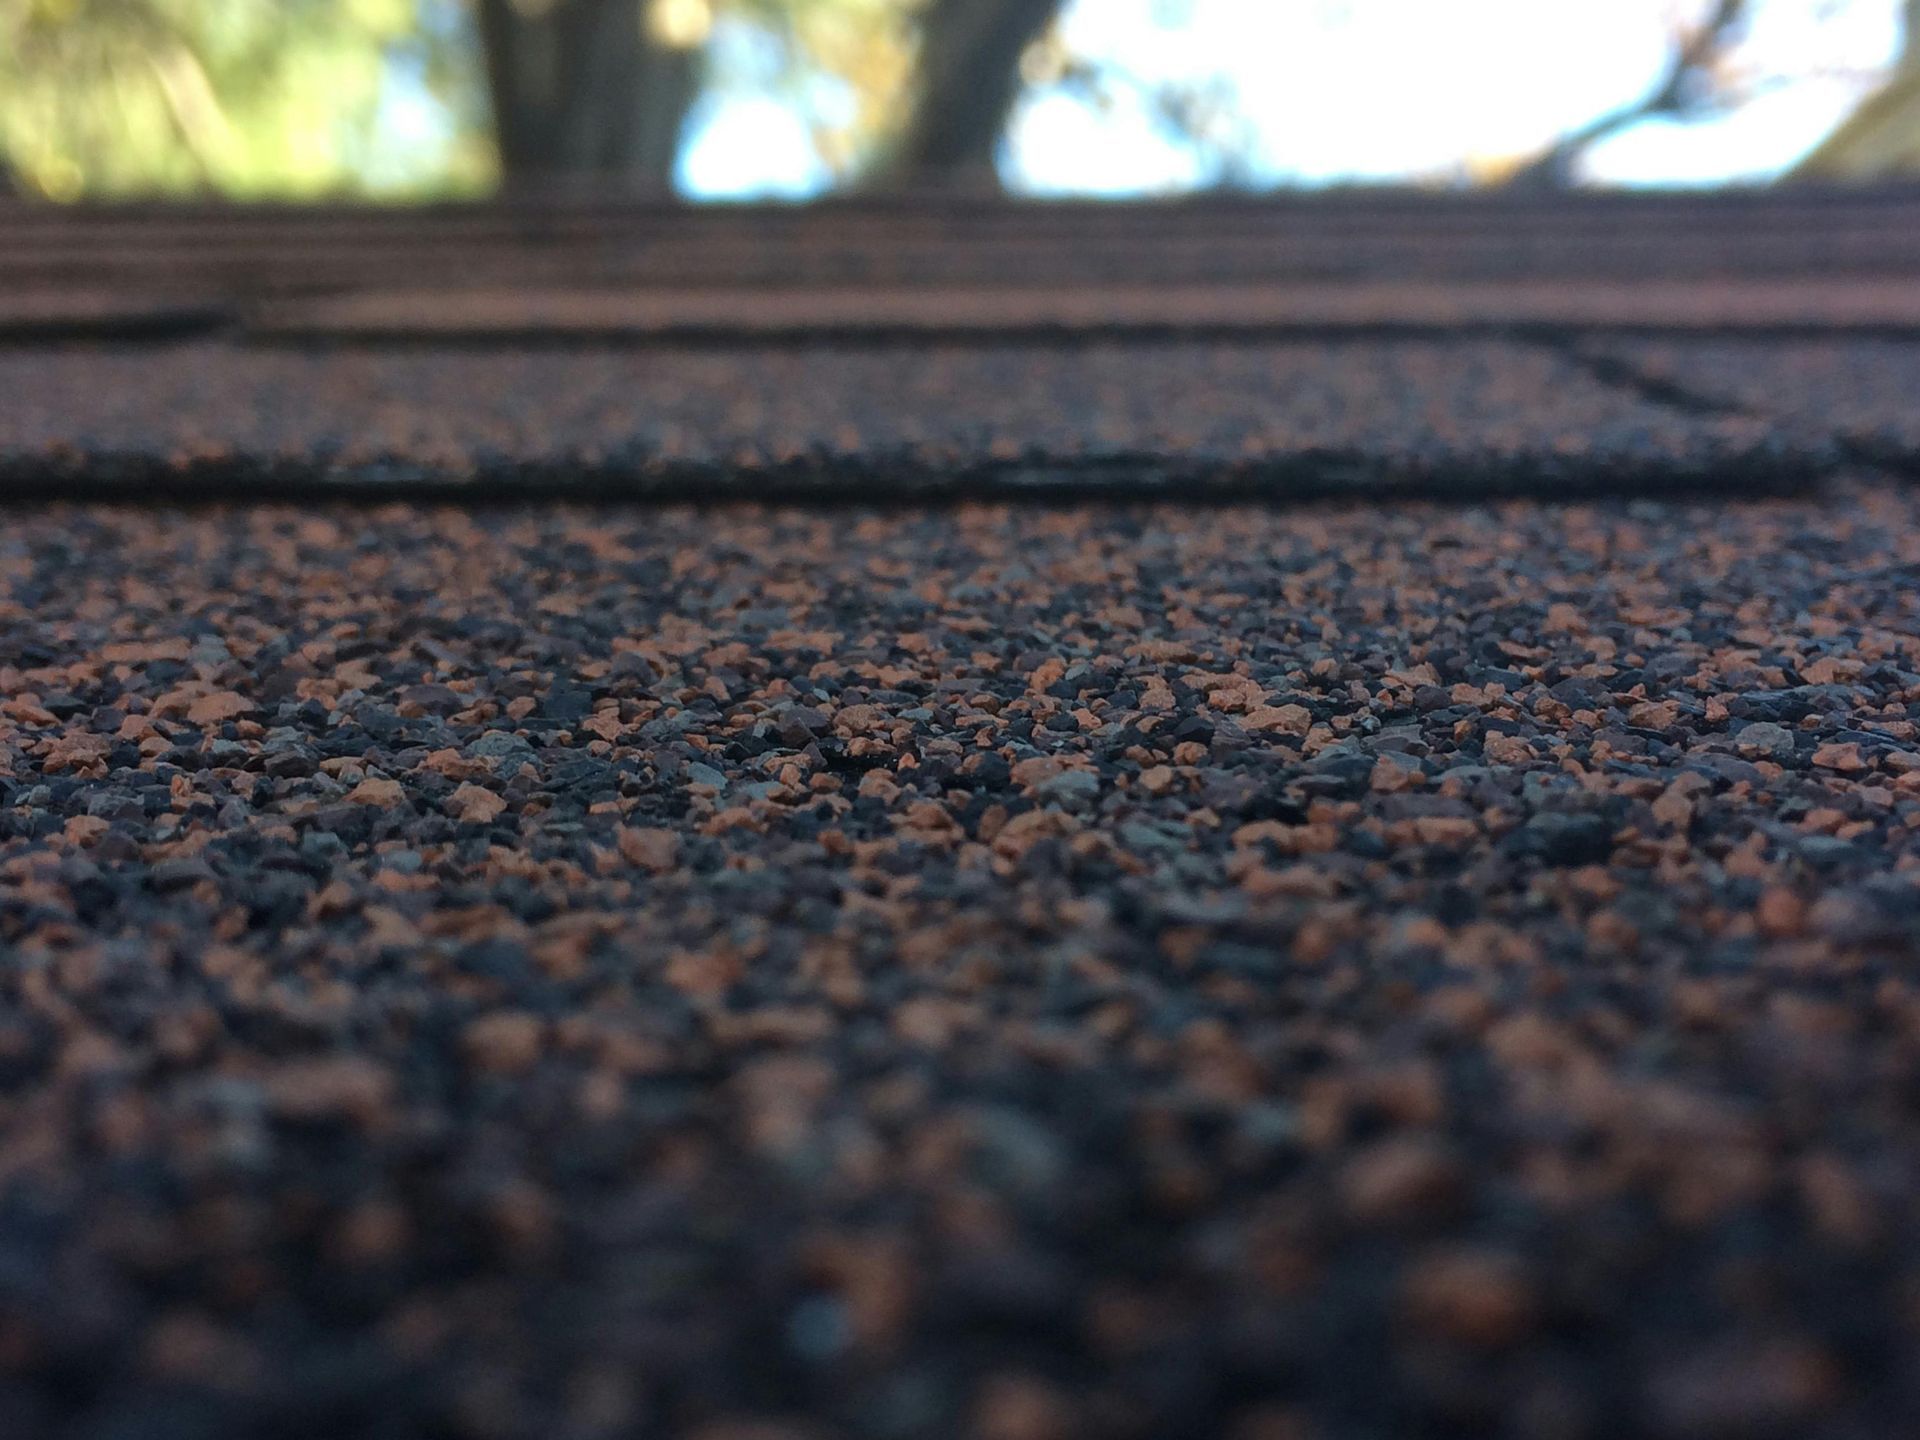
[1586,337,1920,468]
[3,486,1920,1438]
[0,339,1800,496]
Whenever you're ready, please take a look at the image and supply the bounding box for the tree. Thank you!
[475,0,705,190]
[0,0,1068,199]
[0,0,489,198]
[1793,0,1920,179]
[876,0,1065,188]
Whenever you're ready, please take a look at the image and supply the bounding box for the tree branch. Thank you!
[1508,0,1747,189]
[145,43,239,182]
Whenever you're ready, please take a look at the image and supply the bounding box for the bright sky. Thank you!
[680,0,1906,197]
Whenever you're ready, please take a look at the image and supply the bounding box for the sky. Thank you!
[678,0,1907,197]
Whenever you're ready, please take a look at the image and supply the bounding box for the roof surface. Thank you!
[3,187,1920,494]
[2,192,1920,1440]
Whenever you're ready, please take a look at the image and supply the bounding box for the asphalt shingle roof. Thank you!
[2,191,1920,1440]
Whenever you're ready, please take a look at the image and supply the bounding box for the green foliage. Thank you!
[0,0,1055,199]
[0,0,495,197]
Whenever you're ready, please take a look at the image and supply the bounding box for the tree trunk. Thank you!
[878,0,1065,191]
[476,0,700,192]
[1792,0,1920,180]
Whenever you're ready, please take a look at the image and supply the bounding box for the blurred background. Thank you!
[3,0,1919,203]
